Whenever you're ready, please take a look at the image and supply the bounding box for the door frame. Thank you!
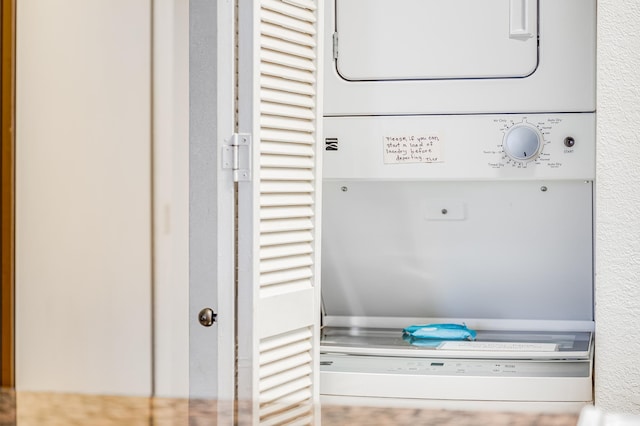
[1,0,15,388]
[188,0,236,400]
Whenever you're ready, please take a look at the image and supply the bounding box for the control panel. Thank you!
[320,354,591,378]
[488,116,584,170]
[323,113,595,180]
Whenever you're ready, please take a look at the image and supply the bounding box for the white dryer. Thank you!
[324,0,596,115]
[319,0,597,412]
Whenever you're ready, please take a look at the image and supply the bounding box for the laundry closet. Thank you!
[188,0,597,419]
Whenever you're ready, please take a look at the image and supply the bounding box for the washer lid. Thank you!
[335,0,539,81]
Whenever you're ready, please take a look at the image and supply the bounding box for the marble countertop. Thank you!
[0,389,580,425]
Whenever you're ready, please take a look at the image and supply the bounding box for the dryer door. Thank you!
[335,0,538,81]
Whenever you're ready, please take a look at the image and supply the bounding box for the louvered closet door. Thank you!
[237,0,323,424]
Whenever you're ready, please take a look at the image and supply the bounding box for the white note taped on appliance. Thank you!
[383,135,443,164]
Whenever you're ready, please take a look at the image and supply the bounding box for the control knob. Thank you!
[503,124,542,161]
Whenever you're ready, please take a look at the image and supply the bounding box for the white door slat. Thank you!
[281,0,316,12]
[261,62,315,83]
[259,267,313,287]
[261,101,315,120]
[260,333,312,359]
[261,141,314,156]
[260,193,314,207]
[261,157,314,170]
[261,207,313,221]
[261,154,314,169]
[260,220,313,235]
[260,9,316,35]
[261,221,313,236]
[261,181,314,193]
[261,88,314,108]
[260,9,316,36]
[261,115,314,133]
[259,352,312,379]
[260,242,313,260]
[260,168,314,181]
[258,391,313,421]
[259,364,313,393]
[261,0,316,24]
[261,75,315,96]
[260,22,316,49]
[260,230,313,247]
[261,128,314,144]
[261,218,313,233]
[261,35,316,61]
[260,405,313,426]
[261,49,316,72]
[259,327,313,352]
[259,377,313,404]
[260,254,313,274]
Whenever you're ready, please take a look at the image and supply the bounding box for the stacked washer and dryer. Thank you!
[319,0,596,411]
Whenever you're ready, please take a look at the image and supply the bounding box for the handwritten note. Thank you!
[383,135,443,164]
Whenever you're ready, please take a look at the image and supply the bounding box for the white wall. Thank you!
[595,1,640,413]
[16,0,152,395]
[153,0,189,398]
[16,0,190,397]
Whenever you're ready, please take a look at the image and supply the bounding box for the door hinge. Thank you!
[222,133,252,182]
[332,32,338,60]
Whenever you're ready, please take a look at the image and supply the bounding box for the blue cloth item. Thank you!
[401,334,442,347]
[402,323,477,341]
